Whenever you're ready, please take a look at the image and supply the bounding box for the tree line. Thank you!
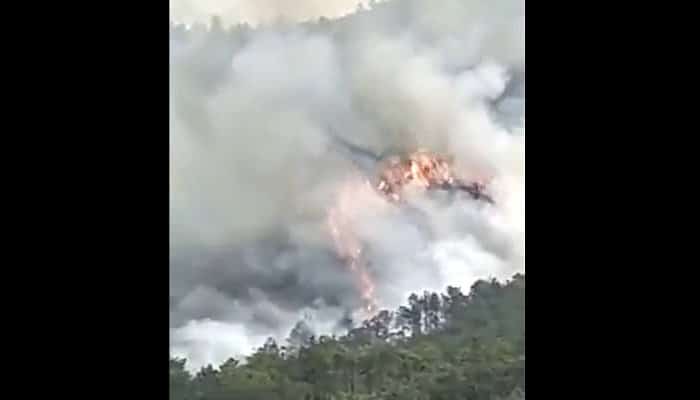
[170,274,525,400]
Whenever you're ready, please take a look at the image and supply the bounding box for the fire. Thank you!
[326,179,380,316]
[376,149,493,204]
[327,149,494,318]
[377,150,452,200]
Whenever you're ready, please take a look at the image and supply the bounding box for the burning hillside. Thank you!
[170,0,524,369]
[328,147,496,316]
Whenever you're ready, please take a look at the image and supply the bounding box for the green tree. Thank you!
[170,357,192,400]
[171,274,525,400]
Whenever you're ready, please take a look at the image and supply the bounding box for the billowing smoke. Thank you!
[170,0,524,370]
[170,0,373,25]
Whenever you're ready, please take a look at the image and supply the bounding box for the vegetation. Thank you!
[170,274,525,400]
[170,3,524,397]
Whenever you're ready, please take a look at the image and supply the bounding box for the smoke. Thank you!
[169,0,373,25]
[170,0,524,369]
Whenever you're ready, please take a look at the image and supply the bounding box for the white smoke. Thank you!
[170,0,524,370]
[170,0,374,25]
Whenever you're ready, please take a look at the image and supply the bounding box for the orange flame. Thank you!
[327,149,494,318]
[327,179,379,316]
[377,149,471,202]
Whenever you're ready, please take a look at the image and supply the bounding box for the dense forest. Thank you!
[170,274,525,400]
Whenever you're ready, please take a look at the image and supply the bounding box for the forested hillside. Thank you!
[170,274,525,400]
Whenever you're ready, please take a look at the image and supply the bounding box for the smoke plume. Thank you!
[170,0,524,370]
[170,0,372,25]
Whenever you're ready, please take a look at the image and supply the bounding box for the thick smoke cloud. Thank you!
[170,0,524,370]
[170,0,371,25]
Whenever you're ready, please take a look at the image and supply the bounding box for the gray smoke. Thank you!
[170,0,373,25]
[170,0,524,369]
